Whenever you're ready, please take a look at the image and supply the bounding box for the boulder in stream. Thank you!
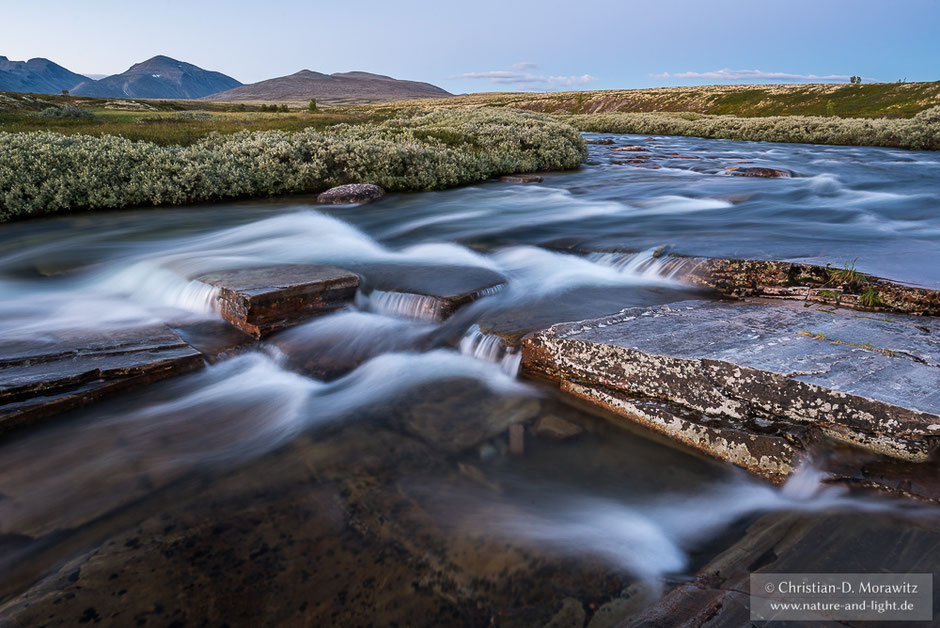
[499,175,544,183]
[316,183,386,205]
[725,166,791,177]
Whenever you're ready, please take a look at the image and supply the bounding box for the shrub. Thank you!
[564,105,940,150]
[308,98,318,112]
[34,105,96,120]
[0,108,586,221]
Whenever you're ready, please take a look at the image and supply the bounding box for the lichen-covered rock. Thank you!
[522,299,940,472]
[316,183,386,205]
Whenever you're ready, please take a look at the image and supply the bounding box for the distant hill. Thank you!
[0,56,88,95]
[202,70,452,104]
[71,56,241,99]
[418,82,940,119]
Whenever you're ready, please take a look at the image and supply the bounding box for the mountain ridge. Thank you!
[70,55,242,99]
[201,69,452,104]
[0,56,89,94]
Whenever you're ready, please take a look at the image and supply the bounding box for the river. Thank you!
[0,133,938,625]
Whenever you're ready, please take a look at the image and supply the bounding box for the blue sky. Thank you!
[3,0,937,92]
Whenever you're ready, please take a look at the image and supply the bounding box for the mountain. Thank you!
[70,56,241,99]
[201,70,452,104]
[0,56,89,94]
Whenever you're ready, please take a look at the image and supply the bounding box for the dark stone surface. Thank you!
[0,325,204,432]
[316,183,386,205]
[727,166,791,177]
[630,511,940,627]
[196,264,360,337]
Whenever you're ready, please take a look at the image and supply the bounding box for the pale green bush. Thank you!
[0,109,586,221]
[565,106,940,150]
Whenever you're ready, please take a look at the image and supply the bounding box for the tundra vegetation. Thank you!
[0,108,586,221]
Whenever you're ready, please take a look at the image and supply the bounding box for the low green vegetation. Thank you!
[562,106,940,150]
[0,108,586,221]
[404,81,940,119]
[858,287,884,308]
[827,259,867,285]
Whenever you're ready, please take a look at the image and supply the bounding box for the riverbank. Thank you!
[0,108,585,222]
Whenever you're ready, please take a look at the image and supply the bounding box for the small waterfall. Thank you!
[359,289,445,321]
[179,280,222,315]
[587,250,692,281]
[459,324,521,376]
[473,284,505,299]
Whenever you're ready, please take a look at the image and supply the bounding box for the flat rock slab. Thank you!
[523,299,940,470]
[0,325,204,432]
[196,264,360,337]
[360,263,506,321]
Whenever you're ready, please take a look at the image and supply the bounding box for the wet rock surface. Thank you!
[0,394,660,627]
[726,166,791,177]
[523,299,940,474]
[360,263,506,321]
[196,264,360,337]
[316,183,386,205]
[0,326,204,432]
[576,250,940,316]
[630,511,940,626]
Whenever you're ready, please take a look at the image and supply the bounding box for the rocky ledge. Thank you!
[0,325,205,432]
[522,299,940,483]
[196,264,360,337]
[584,251,940,316]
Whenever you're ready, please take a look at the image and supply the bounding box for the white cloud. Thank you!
[451,64,598,91]
[650,68,878,83]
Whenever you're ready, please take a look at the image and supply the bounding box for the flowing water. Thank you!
[1,134,939,624]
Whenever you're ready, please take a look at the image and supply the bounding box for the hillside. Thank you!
[202,70,452,105]
[71,56,241,99]
[0,56,88,95]
[395,81,940,118]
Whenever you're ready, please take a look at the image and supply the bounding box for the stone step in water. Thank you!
[522,299,940,475]
[357,263,506,322]
[0,325,205,432]
[195,264,360,337]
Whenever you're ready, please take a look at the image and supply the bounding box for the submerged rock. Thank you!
[610,146,646,152]
[585,138,615,145]
[196,264,360,337]
[0,325,204,432]
[316,183,386,205]
[725,166,790,177]
[499,175,544,183]
[522,299,940,475]
[534,414,584,441]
